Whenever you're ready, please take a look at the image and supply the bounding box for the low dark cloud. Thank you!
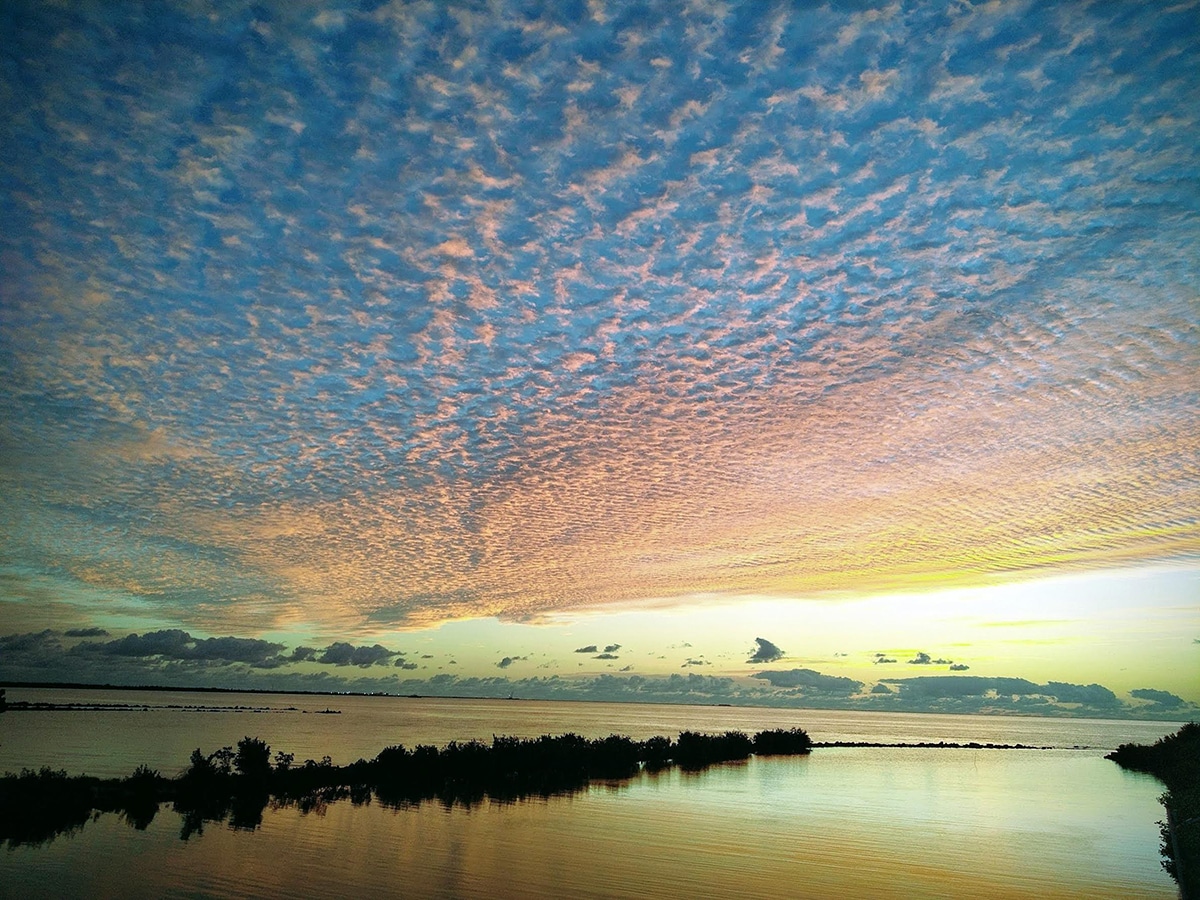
[1044,681,1119,707]
[78,629,191,658]
[594,653,619,660]
[1,633,1192,721]
[194,636,288,664]
[317,642,397,667]
[0,626,1192,723]
[1131,688,1186,706]
[603,644,621,653]
[881,676,1124,710]
[908,651,954,665]
[0,629,64,666]
[746,637,784,664]
[949,663,970,671]
[752,668,862,695]
[574,645,598,654]
[64,627,109,637]
[881,676,1041,698]
[874,656,897,664]
[71,629,285,665]
[1,629,62,653]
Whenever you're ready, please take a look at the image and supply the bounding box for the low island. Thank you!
[1,727,812,846]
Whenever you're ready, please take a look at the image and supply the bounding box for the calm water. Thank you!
[0,687,1183,898]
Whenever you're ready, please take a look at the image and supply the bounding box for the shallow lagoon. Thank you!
[0,689,1181,898]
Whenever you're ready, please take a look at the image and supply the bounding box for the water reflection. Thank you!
[2,750,1174,899]
[1,729,811,848]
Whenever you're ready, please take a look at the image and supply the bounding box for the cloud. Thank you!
[681,658,710,667]
[746,637,784,664]
[72,630,285,665]
[878,676,1132,712]
[949,663,970,671]
[593,653,620,660]
[0,629,64,665]
[874,654,898,664]
[907,652,954,665]
[574,645,598,654]
[64,627,109,637]
[752,669,862,694]
[1,628,1192,720]
[603,644,622,653]
[316,642,398,668]
[1130,688,1186,706]
[77,630,193,658]
[0,0,1197,643]
[1043,681,1119,707]
[881,676,1041,698]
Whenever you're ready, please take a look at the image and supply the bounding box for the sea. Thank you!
[0,686,1186,899]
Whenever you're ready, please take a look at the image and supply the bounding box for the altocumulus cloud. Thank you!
[4,0,1196,638]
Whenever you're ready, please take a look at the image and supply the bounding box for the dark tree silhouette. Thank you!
[1108,722,1199,895]
[1,727,814,846]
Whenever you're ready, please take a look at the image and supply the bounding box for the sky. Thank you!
[1,0,1197,718]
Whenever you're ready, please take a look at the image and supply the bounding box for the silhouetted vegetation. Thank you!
[1,729,812,847]
[753,727,817,755]
[1108,722,1200,896]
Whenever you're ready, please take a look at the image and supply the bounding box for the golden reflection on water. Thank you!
[4,751,1173,899]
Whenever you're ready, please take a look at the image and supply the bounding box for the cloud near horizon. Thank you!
[0,629,1192,721]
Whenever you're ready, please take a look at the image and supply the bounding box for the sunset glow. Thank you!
[1,0,1197,714]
